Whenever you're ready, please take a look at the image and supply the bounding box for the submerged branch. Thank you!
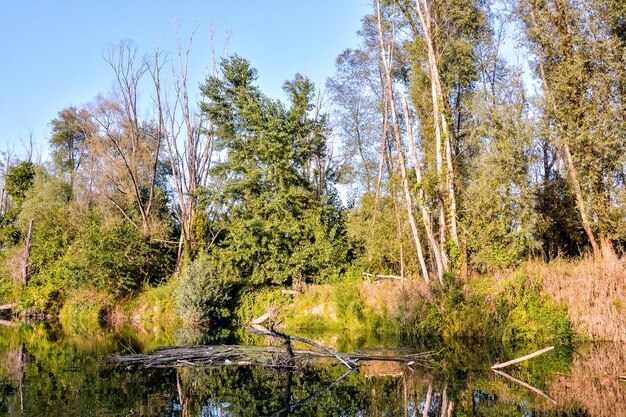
[492,369,557,405]
[262,368,357,417]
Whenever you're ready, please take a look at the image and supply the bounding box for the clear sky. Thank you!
[0,0,371,159]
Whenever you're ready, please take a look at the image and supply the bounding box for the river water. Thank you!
[0,322,624,416]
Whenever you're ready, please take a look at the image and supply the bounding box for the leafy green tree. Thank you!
[49,107,91,176]
[0,161,36,247]
[515,0,626,257]
[327,47,383,197]
[4,161,35,208]
[199,56,353,286]
[18,169,74,274]
[462,36,539,271]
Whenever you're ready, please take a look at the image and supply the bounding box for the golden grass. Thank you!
[358,279,421,318]
[3,246,26,284]
[529,256,626,342]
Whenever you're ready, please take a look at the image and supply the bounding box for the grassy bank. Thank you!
[56,281,180,340]
[3,257,623,345]
[245,257,624,345]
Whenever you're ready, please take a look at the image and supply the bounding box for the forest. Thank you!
[0,0,624,344]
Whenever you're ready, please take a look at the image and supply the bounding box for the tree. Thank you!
[49,107,91,177]
[150,27,216,266]
[89,41,165,236]
[199,56,353,286]
[463,60,538,271]
[406,0,490,262]
[5,161,35,208]
[327,48,382,197]
[375,1,432,282]
[516,0,626,257]
[328,16,428,279]
[0,161,36,247]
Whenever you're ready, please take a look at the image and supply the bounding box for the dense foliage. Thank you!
[174,255,235,326]
[198,56,354,286]
[0,0,623,336]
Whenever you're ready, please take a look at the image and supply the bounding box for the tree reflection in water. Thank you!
[0,324,623,416]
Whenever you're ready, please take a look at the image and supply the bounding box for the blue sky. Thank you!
[0,1,371,158]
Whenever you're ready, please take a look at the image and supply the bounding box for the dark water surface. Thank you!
[0,322,624,416]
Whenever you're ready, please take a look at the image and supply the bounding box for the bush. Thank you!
[174,256,236,326]
[398,268,574,345]
[235,286,291,326]
[58,210,175,295]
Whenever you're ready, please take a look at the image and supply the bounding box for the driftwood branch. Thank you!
[248,324,359,369]
[0,303,17,311]
[362,272,405,281]
[491,346,554,369]
[492,369,557,405]
[249,312,272,325]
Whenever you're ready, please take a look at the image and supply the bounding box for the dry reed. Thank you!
[358,279,425,318]
[529,256,626,342]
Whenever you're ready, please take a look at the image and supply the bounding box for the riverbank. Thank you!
[236,256,625,345]
[1,256,624,344]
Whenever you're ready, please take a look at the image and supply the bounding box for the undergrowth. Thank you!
[399,269,574,345]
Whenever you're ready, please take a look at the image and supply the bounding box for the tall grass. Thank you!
[530,256,626,341]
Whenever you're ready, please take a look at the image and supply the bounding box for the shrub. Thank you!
[58,210,175,295]
[174,256,235,326]
[398,268,574,345]
[235,286,291,326]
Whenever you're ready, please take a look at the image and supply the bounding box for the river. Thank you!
[0,322,624,416]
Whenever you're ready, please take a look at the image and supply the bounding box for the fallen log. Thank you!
[113,323,438,370]
[0,303,17,311]
[248,324,359,369]
[114,345,296,369]
[491,346,554,370]
[112,342,438,370]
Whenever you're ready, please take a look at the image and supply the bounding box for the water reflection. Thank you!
[0,323,624,416]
